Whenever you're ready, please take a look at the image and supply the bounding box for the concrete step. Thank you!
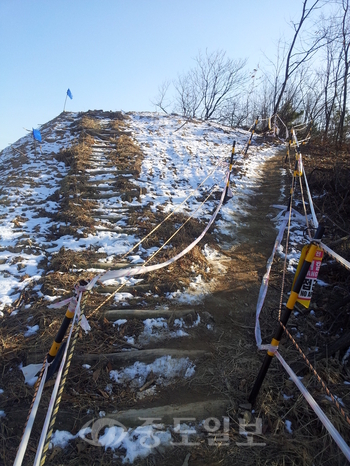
[86,179,118,186]
[84,185,118,192]
[94,227,137,233]
[106,399,228,427]
[82,193,121,200]
[87,160,114,166]
[104,308,196,320]
[95,283,150,294]
[84,191,139,200]
[76,348,210,365]
[85,262,129,270]
[92,144,117,149]
[86,168,119,175]
[93,214,124,221]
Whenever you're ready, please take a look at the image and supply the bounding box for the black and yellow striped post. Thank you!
[47,296,77,364]
[46,280,88,380]
[223,140,235,204]
[243,116,259,157]
[285,138,291,164]
[39,289,88,466]
[248,224,325,404]
[285,140,303,212]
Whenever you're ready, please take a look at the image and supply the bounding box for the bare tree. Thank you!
[174,50,248,121]
[320,21,343,141]
[273,0,326,115]
[174,73,203,119]
[152,80,171,114]
[337,0,350,146]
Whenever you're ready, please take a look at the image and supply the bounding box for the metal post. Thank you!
[46,280,87,380]
[223,140,235,204]
[63,94,68,112]
[248,224,325,404]
[285,138,291,164]
[243,116,259,157]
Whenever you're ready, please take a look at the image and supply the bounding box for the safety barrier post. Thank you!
[248,224,325,404]
[285,138,291,164]
[243,116,259,157]
[46,280,87,379]
[223,140,235,204]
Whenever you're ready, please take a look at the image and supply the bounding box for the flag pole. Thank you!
[63,94,68,112]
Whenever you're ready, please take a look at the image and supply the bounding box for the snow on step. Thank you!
[86,179,118,185]
[86,168,119,173]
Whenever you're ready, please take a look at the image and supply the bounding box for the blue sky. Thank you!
[0,0,315,151]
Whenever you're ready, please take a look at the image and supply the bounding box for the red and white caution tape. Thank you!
[275,350,350,462]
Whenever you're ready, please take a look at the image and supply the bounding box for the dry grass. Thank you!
[110,134,144,176]
[109,118,127,133]
[55,138,93,171]
[80,116,102,131]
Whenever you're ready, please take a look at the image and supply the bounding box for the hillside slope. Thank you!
[3,111,346,466]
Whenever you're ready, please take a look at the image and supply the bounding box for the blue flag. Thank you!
[67,88,73,100]
[32,129,42,142]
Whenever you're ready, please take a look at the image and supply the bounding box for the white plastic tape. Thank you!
[255,217,288,348]
[100,172,230,283]
[320,242,350,272]
[303,170,318,228]
[13,363,49,466]
[275,351,350,462]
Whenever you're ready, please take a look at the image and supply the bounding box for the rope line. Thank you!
[274,350,350,462]
[16,357,47,447]
[280,321,350,426]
